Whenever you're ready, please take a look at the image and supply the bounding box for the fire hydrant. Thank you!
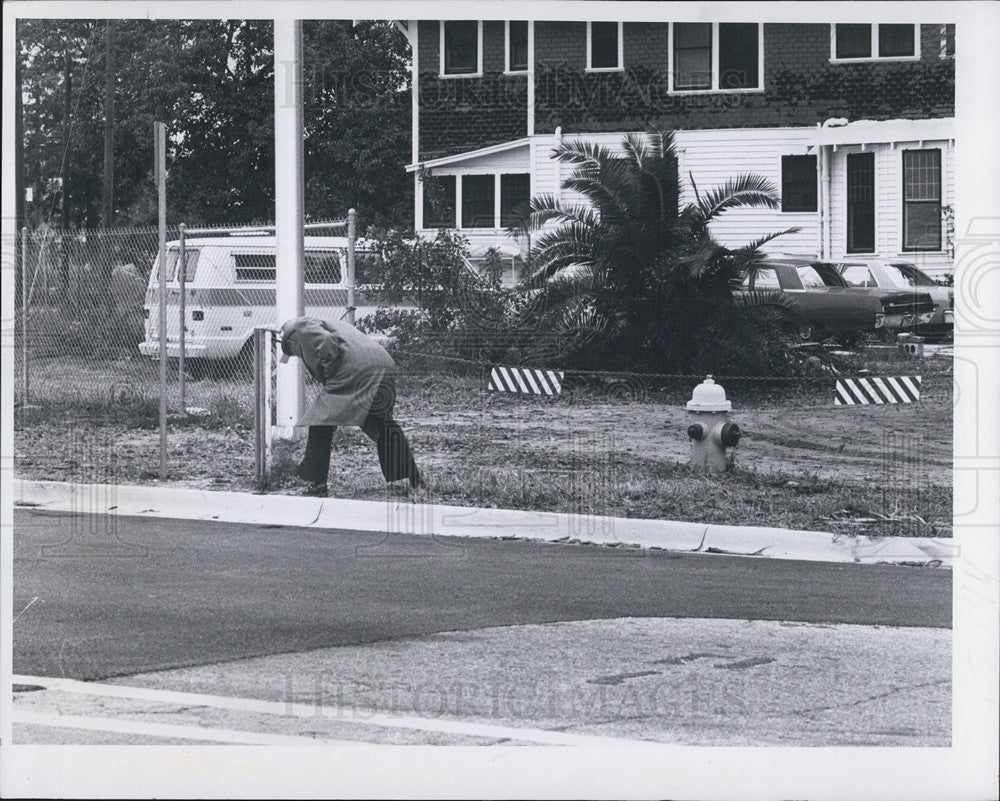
[686,375,741,473]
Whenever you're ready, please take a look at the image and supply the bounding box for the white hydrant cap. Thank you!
[686,375,732,412]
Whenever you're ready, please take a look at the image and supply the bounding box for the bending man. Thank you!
[278,316,422,495]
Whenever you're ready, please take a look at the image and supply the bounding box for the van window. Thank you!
[164,248,200,282]
[304,252,342,284]
[234,253,276,282]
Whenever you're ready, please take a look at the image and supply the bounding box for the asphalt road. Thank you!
[13,509,951,682]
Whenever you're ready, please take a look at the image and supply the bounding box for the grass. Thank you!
[13,345,953,538]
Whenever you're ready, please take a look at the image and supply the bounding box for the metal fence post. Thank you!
[155,121,168,478]
[21,226,29,407]
[346,208,356,325]
[254,327,273,489]
[178,222,187,411]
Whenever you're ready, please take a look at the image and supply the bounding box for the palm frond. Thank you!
[694,174,780,223]
[732,227,803,256]
[552,139,620,174]
[621,133,649,171]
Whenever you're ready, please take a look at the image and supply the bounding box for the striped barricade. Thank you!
[488,366,564,396]
[834,375,921,405]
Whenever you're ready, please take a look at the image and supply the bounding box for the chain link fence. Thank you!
[13,222,953,540]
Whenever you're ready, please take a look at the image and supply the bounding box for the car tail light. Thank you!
[192,310,204,321]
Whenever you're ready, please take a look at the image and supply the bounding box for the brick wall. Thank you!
[531,22,954,135]
[417,20,528,160]
[417,21,955,158]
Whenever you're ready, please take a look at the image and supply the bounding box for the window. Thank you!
[781,155,818,212]
[719,23,759,89]
[885,262,935,287]
[166,248,200,282]
[441,20,481,76]
[796,265,829,289]
[304,252,342,284]
[833,24,917,61]
[587,21,621,71]
[507,21,528,73]
[671,22,762,91]
[879,24,917,57]
[846,152,876,253]
[744,267,781,289]
[462,175,495,228]
[902,149,942,251]
[234,253,276,282]
[674,23,712,89]
[422,175,456,228]
[841,264,878,287]
[500,174,531,227]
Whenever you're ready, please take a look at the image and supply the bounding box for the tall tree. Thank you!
[17,18,413,229]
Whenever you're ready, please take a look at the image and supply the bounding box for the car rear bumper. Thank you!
[875,310,937,329]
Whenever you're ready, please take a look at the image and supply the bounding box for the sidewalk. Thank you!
[15,479,955,567]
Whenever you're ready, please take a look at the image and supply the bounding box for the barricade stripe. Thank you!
[500,367,519,393]
[534,370,553,395]
[860,379,886,404]
[842,378,869,405]
[871,376,896,403]
[532,369,552,395]
[522,369,542,394]
[512,369,530,393]
[834,382,854,405]
[487,366,565,396]
[900,375,922,400]
[884,376,907,401]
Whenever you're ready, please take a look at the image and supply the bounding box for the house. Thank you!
[395,20,956,279]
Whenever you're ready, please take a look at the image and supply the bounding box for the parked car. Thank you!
[834,260,953,338]
[736,258,938,346]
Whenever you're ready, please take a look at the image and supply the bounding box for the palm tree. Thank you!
[507,130,802,374]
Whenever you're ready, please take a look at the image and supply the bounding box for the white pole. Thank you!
[273,19,305,433]
[21,227,29,406]
[154,121,168,477]
[346,208,356,325]
[178,222,186,410]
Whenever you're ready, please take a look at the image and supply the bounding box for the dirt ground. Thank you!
[15,352,952,539]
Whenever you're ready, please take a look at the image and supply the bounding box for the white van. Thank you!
[139,235,385,368]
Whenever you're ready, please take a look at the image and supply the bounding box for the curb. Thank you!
[13,479,955,567]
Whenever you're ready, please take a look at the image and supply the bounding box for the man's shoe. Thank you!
[303,482,328,497]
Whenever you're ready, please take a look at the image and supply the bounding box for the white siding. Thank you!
[674,127,819,255]
[418,127,955,277]
[528,127,821,256]
[828,138,953,276]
